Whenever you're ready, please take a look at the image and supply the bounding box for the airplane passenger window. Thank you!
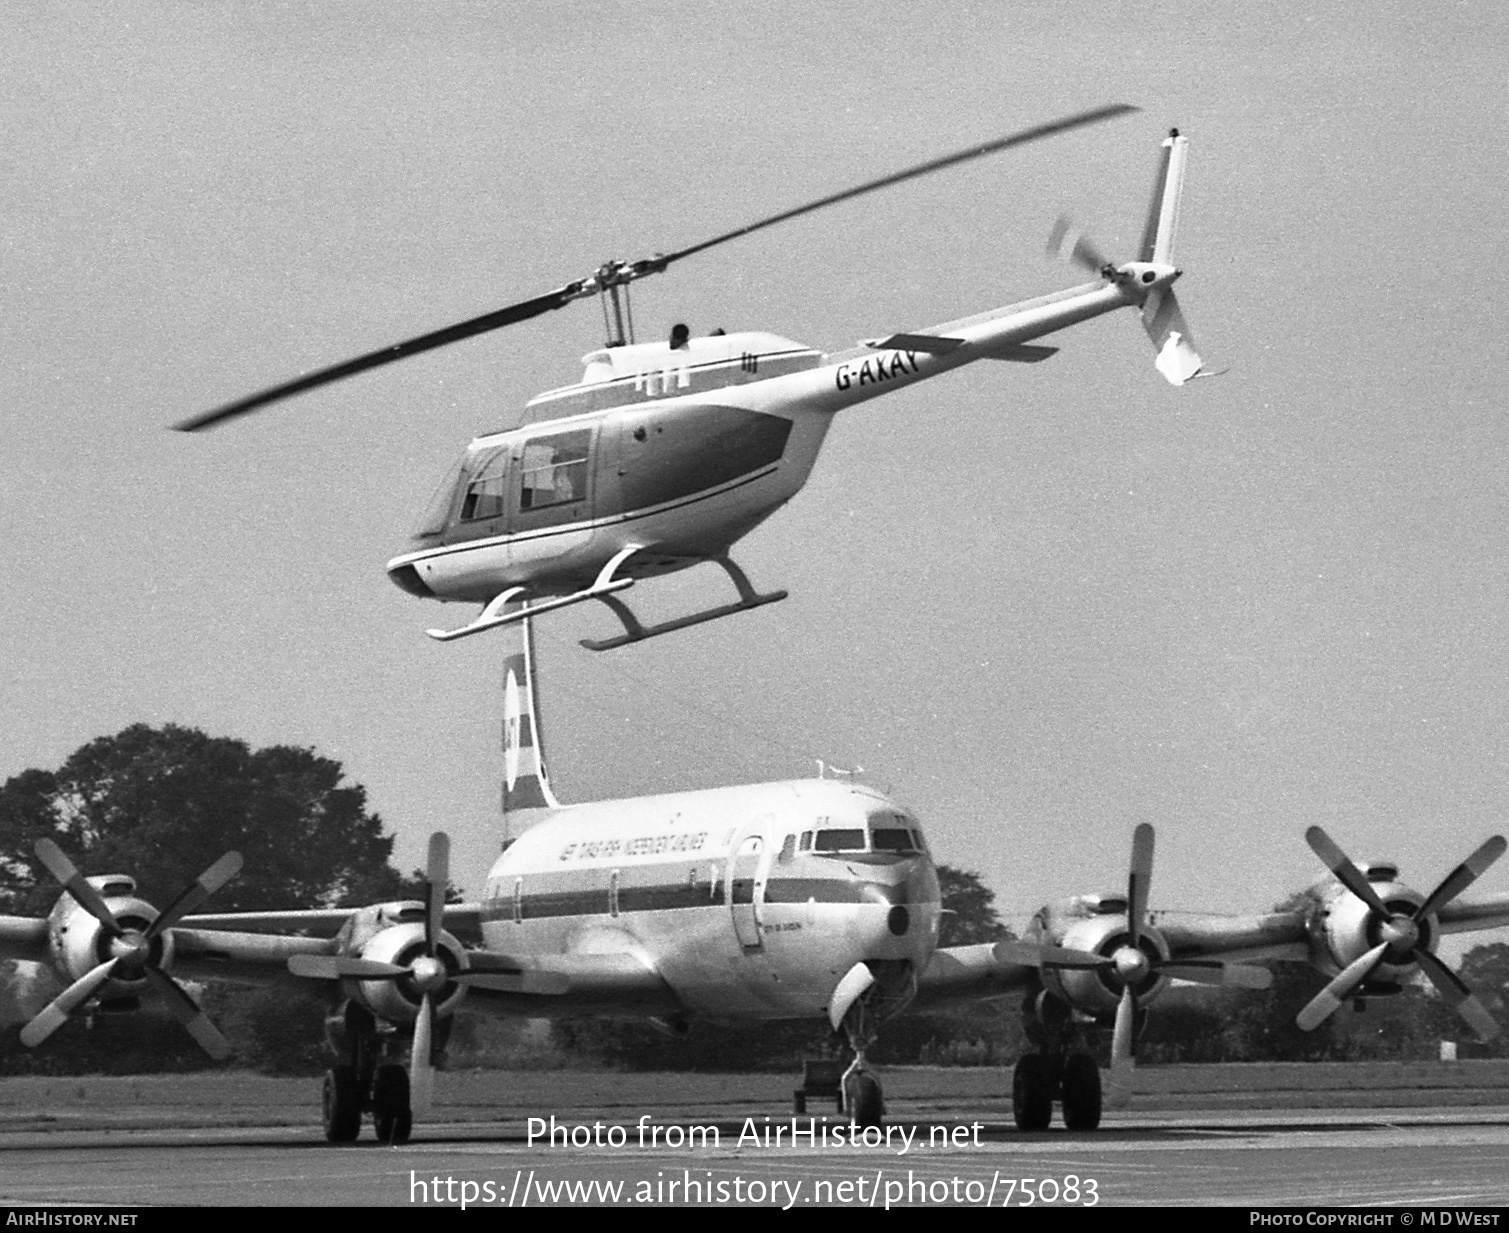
[520,430,591,510]
[813,829,866,852]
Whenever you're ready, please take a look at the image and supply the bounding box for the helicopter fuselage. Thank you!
[386,272,1157,609]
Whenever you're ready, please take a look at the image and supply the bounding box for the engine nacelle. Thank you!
[46,876,174,1001]
[1042,914,1172,1018]
[345,920,469,1026]
[1310,877,1433,986]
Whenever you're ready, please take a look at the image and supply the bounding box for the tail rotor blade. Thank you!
[1047,215,1112,273]
[19,958,118,1047]
[410,994,435,1118]
[34,839,123,938]
[1297,942,1388,1032]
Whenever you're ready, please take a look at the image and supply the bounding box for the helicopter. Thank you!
[177,105,1205,651]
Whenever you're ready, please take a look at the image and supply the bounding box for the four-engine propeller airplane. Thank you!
[175,107,1206,652]
[4,614,1508,1142]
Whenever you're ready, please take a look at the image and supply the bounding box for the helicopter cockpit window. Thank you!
[414,454,468,538]
[460,448,510,522]
[520,430,591,511]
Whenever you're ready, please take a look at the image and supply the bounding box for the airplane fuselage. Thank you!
[476,778,940,1023]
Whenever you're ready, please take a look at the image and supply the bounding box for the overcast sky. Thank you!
[4,2,1509,951]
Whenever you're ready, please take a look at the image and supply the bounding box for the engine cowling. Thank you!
[1042,914,1172,1018]
[343,919,470,1026]
[1310,876,1433,987]
[46,876,175,1003]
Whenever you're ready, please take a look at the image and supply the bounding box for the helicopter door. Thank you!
[727,824,770,950]
[510,427,594,531]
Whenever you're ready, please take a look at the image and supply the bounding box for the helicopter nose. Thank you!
[388,561,434,599]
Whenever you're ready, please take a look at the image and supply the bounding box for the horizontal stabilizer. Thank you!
[866,332,966,354]
[982,343,1058,364]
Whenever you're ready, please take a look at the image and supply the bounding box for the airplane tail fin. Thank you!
[501,612,561,837]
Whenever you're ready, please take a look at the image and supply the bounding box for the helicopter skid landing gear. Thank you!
[580,555,786,651]
[426,547,641,643]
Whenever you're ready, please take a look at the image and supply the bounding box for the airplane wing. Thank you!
[179,902,484,938]
[912,942,1036,1008]
[0,915,49,964]
[1437,892,1509,935]
[1154,910,1311,966]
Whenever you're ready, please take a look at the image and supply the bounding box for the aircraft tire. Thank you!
[322,1066,363,1143]
[845,1070,885,1128]
[1011,1055,1052,1132]
[1059,1053,1102,1131]
[372,1063,412,1145]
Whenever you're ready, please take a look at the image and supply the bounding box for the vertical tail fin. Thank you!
[1137,128,1188,266]
[501,613,561,838]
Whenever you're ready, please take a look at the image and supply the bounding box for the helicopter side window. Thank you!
[520,430,591,511]
[460,448,510,522]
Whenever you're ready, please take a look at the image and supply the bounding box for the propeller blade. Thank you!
[425,832,450,957]
[1414,835,1508,922]
[34,839,124,938]
[1110,985,1136,1071]
[1305,826,1392,920]
[454,968,571,996]
[179,105,1136,431]
[994,940,1112,970]
[1296,942,1388,1032]
[1142,288,1204,385]
[1127,823,1154,946]
[1047,215,1113,273]
[1160,961,1273,990]
[410,994,435,1118]
[287,953,409,981]
[142,967,231,1060]
[19,958,118,1048]
[1416,949,1502,1044]
[144,850,244,940]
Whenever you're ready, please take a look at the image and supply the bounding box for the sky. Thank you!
[4,1,1509,951]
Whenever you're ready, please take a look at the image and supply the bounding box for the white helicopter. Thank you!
[5,612,1507,1141]
[177,106,1206,651]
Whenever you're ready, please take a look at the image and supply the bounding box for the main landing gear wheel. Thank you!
[1059,1053,1102,1131]
[372,1063,413,1145]
[843,1068,885,1128]
[1011,1055,1053,1132]
[323,1065,363,1143]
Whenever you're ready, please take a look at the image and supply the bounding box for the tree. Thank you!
[0,723,404,914]
[935,866,1013,948]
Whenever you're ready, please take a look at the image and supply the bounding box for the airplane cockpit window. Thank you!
[520,430,591,511]
[869,811,924,854]
[813,828,866,852]
[413,453,468,537]
[460,448,509,522]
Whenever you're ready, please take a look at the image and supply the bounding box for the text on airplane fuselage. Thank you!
[834,350,921,391]
[560,832,710,861]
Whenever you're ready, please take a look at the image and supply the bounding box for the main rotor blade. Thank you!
[1415,949,1501,1043]
[1127,823,1154,946]
[1414,835,1508,922]
[176,286,584,431]
[34,839,124,939]
[1305,826,1392,920]
[144,850,244,940]
[177,104,1135,432]
[659,104,1138,267]
[1296,942,1387,1032]
[19,958,118,1047]
[143,967,232,1060]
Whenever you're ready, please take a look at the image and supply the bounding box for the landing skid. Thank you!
[425,546,640,643]
[579,556,786,652]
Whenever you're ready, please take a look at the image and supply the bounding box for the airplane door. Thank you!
[727,825,771,950]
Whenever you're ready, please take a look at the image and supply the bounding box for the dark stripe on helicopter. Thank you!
[478,875,890,923]
[614,406,791,513]
[398,464,782,563]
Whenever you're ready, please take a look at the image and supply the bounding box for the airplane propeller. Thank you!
[1297,827,1506,1041]
[21,839,243,1058]
[175,104,1138,432]
[999,823,1272,1097]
